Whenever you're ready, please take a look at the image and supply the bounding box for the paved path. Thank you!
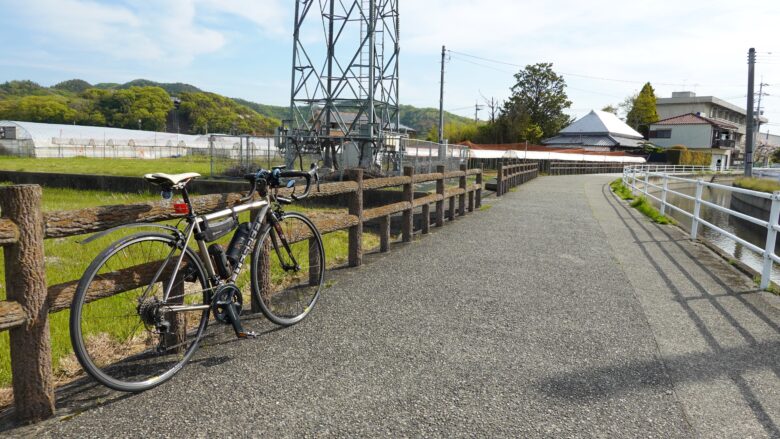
[4,175,779,437]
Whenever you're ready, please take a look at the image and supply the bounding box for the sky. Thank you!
[1,0,779,133]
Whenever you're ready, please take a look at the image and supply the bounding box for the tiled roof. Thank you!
[653,113,739,130]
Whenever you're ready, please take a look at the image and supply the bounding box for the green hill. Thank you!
[233,98,289,121]
[0,79,279,135]
[399,104,472,137]
[0,78,474,137]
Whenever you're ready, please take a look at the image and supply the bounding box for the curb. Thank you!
[609,186,780,313]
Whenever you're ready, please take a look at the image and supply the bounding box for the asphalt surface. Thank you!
[4,175,779,437]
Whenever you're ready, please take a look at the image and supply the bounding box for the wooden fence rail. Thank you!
[495,161,540,196]
[0,166,486,422]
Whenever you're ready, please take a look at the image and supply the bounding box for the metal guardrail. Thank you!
[622,166,780,290]
[752,168,780,182]
[624,164,713,174]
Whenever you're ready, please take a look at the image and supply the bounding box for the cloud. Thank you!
[10,0,289,66]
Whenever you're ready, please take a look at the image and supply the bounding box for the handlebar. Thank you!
[241,163,319,203]
[280,163,319,201]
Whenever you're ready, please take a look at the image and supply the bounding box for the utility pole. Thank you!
[745,48,756,177]
[438,45,446,144]
[755,81,769,146]
[474,101,483,123]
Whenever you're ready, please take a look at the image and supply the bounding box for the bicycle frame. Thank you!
[158,195,272,314]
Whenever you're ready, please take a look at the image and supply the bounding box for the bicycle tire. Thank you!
[250,212,325,326]
[70,232,210,392]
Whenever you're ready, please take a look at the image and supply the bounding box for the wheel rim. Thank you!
[72,235,208,390]
[255,214,324,324]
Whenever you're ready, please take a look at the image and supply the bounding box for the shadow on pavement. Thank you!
[539,184,780,437]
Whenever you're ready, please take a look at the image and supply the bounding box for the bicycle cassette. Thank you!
[211,284,243,324]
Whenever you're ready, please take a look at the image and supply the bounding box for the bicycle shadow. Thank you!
[0,310,282,433]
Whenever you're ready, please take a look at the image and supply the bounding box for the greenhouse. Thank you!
[0,120,278,159]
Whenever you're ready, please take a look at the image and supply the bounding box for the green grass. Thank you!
[610,179,673,225]
[0,156,216,177]
[610,178,635,201]
[733,177,780,194]
[0,187,377,388]
[630,197,673,225]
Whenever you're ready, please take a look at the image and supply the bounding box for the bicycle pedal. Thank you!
[238,331,258,339]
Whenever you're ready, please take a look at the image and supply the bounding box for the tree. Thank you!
[505,63,572,139]
[98,86,173,130]
[625,82,659,138]
[601,105,618,115]
[179,92,278,135]
[0,95,77,123]
[53,79,92,94]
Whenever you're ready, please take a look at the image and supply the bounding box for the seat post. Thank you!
[181,186,195,216]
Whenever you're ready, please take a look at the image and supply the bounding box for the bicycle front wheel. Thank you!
[251,212,325,326]
[70,232,210,392]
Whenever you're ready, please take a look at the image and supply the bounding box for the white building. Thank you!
[655,91,768,152]
[542,110,645,151]
[648,113,736,170]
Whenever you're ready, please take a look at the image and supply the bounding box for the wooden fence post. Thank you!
[421,204,430,234]
[496,162,504,197]
[436,165,445,227]
[458,164,467,216]
[475,165,483,209]
[0,185,55,422]
[347,169,363,266]
[402,166,414,242]
[379,215,390,252]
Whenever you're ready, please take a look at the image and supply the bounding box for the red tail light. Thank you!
[173,202,189,214]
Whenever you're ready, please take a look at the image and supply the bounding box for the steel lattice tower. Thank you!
[281,0,400,171]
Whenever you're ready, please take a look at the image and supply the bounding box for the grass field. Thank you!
[0,186,379,389]
[0,156,219,177]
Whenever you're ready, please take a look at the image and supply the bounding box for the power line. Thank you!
[447,49,743,88]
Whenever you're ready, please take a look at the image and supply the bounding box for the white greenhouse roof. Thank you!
[0,120,206,148]
[468,148,645,163]
[560,110,643,139]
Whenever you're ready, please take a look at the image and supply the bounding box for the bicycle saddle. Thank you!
[144,172,201,189]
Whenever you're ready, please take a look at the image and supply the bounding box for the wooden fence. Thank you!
[495,161,539,196]
[547,161,626,175]
[0,165,485,422]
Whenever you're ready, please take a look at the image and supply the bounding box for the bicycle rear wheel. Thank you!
[70,232,210,392]
[251,212,325,326]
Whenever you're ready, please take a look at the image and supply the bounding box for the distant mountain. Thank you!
[233,98,289,121]
[52,79,92,93]
[117,79,203,96]
[399,104,473,136]
[0,78,473,137]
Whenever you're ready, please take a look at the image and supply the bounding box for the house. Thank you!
[655,91,768,153]
[647,113,737,170]
[542,110,645,152]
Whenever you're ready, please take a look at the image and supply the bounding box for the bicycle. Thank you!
[69,165,324,392]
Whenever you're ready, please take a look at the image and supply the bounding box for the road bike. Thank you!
[69,165,324,392]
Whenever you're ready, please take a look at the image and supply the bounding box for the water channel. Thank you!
[650,181,780,283]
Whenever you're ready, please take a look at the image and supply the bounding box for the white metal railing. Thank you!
[752,168,780,182]
[624,164,713,174]
[622,166,780,290]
